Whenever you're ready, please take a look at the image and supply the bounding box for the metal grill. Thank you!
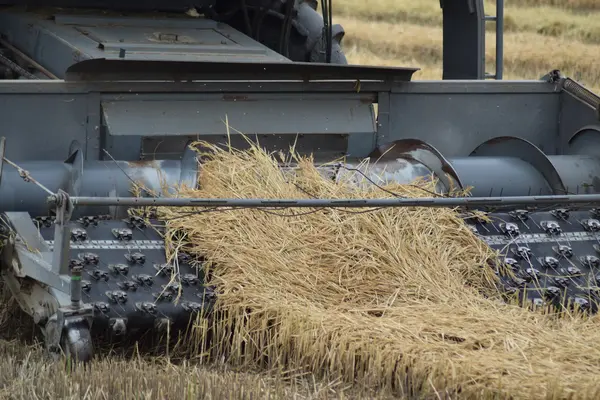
[471,208,600,313]
[35,215,215,338]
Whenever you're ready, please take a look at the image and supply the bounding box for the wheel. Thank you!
[45,317,94,366]
[60,320,94,365]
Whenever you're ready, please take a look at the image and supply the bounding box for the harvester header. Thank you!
[0,0,599,368]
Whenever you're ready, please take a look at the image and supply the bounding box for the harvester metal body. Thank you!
[0,0,599,362]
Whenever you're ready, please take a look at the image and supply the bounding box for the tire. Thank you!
[60,320,94,365]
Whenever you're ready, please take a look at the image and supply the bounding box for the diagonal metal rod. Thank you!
[0,52,38,79]
[0,37,58,79]
[67,194,600,208]
[3,156,55,196]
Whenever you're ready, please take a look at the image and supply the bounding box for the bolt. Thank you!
[48,344,60,353]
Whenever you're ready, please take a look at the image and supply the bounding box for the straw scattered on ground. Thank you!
[149,141,600,399]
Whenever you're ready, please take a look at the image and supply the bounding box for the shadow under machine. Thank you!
[0,0,599,362]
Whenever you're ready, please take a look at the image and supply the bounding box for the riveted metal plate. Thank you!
[471,208,600,313]
[35,216,213,337]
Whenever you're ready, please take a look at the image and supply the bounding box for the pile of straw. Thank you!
[154,141,600,399]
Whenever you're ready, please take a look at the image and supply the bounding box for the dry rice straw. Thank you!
[148,140,600,399]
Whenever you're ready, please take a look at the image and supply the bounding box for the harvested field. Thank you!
[0,284,360,399]
[339,0,600,92]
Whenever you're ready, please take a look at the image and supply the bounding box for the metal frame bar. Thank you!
[0,79,555,95]
[64,59,419,83]
[65,194,600,208]
[496,0,504,79]
[483,0,504,80]
[484,0,504,80]
[0,137,5,185]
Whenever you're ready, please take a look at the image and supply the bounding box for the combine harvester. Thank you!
[0,0,599,363]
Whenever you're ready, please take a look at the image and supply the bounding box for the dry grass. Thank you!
[0,341,292,400]
[336,0,600,44]
[511,0,600,10]
[0,285,365,400]
[0,343,340,399]
[337,0,600,93]
[148,141,600,399]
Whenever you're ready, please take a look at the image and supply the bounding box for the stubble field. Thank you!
[0,2,599,400]
[339,0,600,93]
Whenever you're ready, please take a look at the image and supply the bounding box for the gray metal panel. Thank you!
[0,79,565,166]
[140,134,349,162]
[558,93,600,153]
[548,155,600,194]
[0,12,95,77]
[65,59,417,82]
[102,97,375,137]
[392,80,559,94]
[386,91,560,157]
[101,96,376,158]
[0,93,89,161]
[0,80,554,95]
[85,92,102,160]
[53,14,222,28]
[68,18,285,61]
[450,157,552,197]
[0,79,391,94]
[375,92,390,147]
[0,81,379,163]
[0,11,290,78]
[441,0,486,80]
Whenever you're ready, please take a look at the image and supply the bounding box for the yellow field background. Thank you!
[337,0,600,93]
